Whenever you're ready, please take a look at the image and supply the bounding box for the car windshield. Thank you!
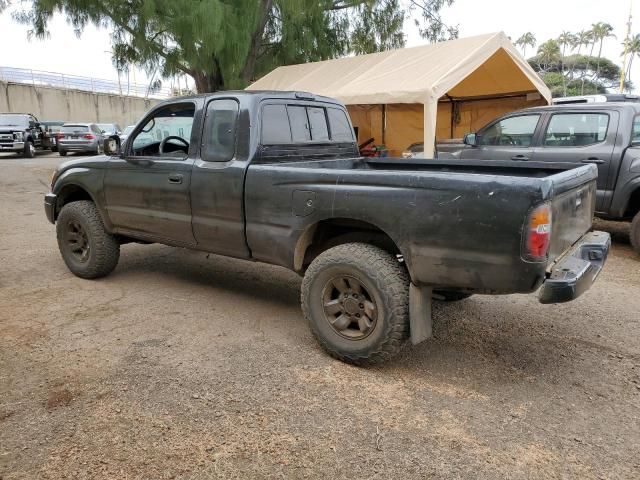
[98,124,115,132]
[61,125,89,133]
[0,115,29,127]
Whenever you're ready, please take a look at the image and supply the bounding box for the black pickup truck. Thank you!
[0,113,49,158]
[45,92,610,365]
[437,103,640,253]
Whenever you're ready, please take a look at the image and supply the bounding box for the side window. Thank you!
[130,103,195,157]
[327,108,354,142]
[202,99,239,162]
[307,107,329,141]
[544,113,609,147]
[632,115,640,144]
[262,105,292,144]
[287,106,311,142]
[479,115,540,147]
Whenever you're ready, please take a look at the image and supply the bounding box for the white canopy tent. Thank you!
[247,32,551,157]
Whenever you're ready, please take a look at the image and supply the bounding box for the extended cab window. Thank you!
[130,103,195,158]
[543,113,609,147]
[202,99,239,162]
[479,115,540,147]
[632,115,640,144]
[261,103,351,144]
[327,108,354,142]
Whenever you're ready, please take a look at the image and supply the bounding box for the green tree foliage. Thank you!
[529,53,626,96]
[13,0,455,93]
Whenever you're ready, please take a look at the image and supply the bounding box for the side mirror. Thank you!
[463,133,478,146]
[103,138,121,156]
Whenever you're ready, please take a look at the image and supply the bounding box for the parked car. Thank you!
[0,113,48,158]
[45,91,610,365]
[446,103,640,253]
[57,123,105,156]
[40,121,65,151]
[119,125,135,145]
[97,123,122,137]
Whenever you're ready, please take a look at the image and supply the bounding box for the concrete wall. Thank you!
[0,81,160,127]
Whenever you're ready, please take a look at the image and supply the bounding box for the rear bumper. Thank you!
[44,193,57,224]
[539,231,610,304]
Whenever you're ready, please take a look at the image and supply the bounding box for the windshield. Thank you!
[0,115,29,127]
[98,123,115,133]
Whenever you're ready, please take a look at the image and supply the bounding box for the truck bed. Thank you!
[245,156,598,294]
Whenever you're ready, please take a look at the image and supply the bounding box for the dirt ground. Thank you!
[1,152,639,480]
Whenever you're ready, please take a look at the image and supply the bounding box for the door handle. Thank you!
[581,157,604,164]
[511,154,530,161]
[168,173,183,184]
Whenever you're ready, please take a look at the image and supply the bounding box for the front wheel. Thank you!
[56,200,120,279]
[23,140,35,158]
[59,150,67,157]
[301,243,410,365]
[631,211,640,255]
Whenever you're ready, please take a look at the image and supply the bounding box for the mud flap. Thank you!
[409,283,433,345]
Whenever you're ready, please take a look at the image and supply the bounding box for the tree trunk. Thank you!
[594,41,604,94]
[191,61,225,94]
[561,45,567,96]
[241,0,274,85]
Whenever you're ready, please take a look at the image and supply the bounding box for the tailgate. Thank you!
[547,165,597,263]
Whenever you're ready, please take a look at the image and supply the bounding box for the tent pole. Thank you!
[382,104,386,145]
[423,96,438,159]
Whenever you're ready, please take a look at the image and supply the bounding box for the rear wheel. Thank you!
[301,243,410,365]
[56,200,120,279]
[23,140,35,158]
[59,150,67,157]
[631,211,640,255]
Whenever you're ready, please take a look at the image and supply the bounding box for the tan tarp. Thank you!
[247,32,551,156]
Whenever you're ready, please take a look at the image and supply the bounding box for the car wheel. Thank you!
[433,290,473,302]
[56,200,120,279]
[631,211,640,255]
[59,150,67,157]
[23,140,35,158]
[301,243,410,365]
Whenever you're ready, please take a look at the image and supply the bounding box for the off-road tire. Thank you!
[56,200,120,279]
[301,243,410,366]
[631,211,640,255]
[434,291,473,302]
[23,140,35,158]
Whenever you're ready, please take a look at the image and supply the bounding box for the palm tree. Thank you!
[570,30,590,87]
[515,32,537,58]
[537,39,561,71]
[591,22,616,92]
[622,34,640,88]
[558,31,576,96]
[574,30,593,94]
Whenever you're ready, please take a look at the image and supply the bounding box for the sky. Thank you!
[0,0,637,92]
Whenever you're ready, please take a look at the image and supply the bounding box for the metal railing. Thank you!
[0,66,173,99]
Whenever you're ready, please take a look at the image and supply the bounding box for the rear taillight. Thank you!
[524,203,552,261]
[83,134,95,140]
